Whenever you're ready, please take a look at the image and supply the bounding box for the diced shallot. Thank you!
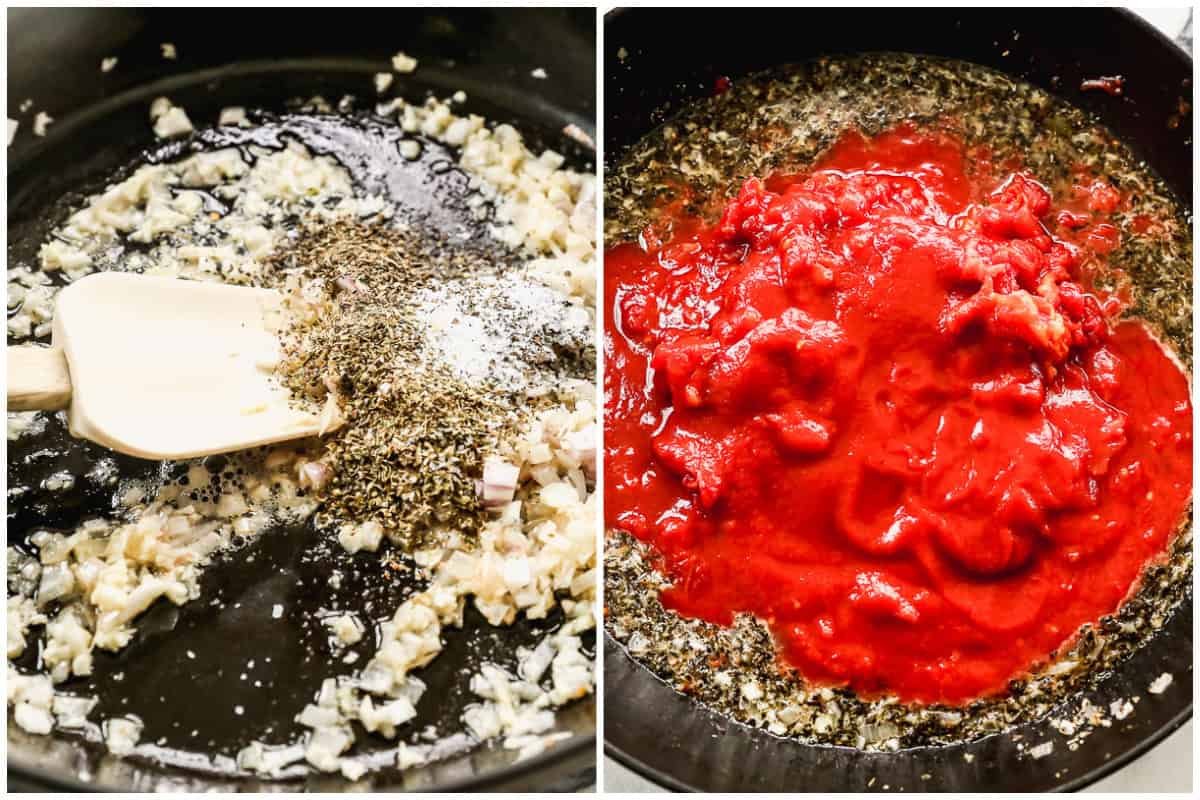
[297,461,331,491]
[564,424,596,476]
[334,276,368,295]
[318,394,345,436]
[480,458,520,509]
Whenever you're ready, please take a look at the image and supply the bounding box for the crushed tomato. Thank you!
[604,125,1192,704]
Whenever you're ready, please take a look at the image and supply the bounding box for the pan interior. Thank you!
[7,62,595,792]
[601,7,1191,793]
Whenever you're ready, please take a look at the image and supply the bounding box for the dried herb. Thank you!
[269,220,518,547]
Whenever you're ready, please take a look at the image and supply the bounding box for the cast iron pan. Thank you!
[603,7,1192,792]
[7,8,595,792]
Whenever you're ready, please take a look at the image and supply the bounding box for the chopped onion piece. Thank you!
[297,460,331,491]
[318,393,345,436]
[480,457,520,509]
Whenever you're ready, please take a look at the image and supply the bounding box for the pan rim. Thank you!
[8,725,596,793]
[602,630,1193,793]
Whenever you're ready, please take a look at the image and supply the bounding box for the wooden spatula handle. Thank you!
[8,345,72,411]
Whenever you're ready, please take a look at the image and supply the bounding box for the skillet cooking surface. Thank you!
[603,7,1191,792]
[8,8,596,792]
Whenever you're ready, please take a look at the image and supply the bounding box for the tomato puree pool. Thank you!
[604,125,1193,704]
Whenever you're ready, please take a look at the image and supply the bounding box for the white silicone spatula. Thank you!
[7,272,325,460]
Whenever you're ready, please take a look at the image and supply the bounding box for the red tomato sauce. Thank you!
[604,125,1192,705]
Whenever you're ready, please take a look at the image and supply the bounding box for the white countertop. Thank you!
[602,6,1194,793]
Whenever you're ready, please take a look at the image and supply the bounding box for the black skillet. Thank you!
[604,7,1192,792]
[7,8,595,792]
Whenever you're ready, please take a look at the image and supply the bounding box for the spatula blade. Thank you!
[53,272,322,460]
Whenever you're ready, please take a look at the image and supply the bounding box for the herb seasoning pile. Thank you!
[269,216,594,547]
[270,220,511,546]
